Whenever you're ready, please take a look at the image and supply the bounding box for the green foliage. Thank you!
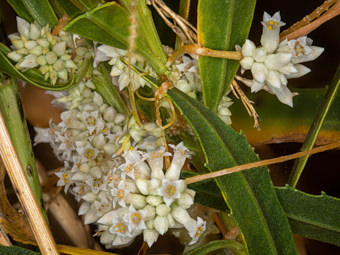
[168,88,296,255]
[289,64,340,187]
[64,2,167,75]
[7,0,57,27]
[0,245,38,255]
[183,171,340,247]
[197,0,256,111]
[184,240,246,255]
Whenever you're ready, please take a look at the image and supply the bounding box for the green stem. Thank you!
[137,0,168,65]
[0,77,47,222]
[175,0,191,50]
[288,63,340,188]
[184,240,246,255]
[92,63,130,115]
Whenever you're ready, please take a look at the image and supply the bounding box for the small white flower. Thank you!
[123,205,147,233]
[111,180,129,208]
[188,217,207,245]
[158,179,184,207]
[55,167,73,192]
[260,11,285,53]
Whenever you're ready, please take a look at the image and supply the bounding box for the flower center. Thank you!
[62,173,68,183]
[151,151,162,158]
[115,189,124,200]
[195,227,203,238]
[294,41,306,56]
[266,20,278,30]
[131,212,142,223]
[166,185,176,196]
[84,149,95,159]
[114,223,126,233]
[125,163,134,173]
[86,116,96,125]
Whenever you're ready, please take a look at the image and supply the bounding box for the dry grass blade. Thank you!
[0,112,59,255]
[0,225,12,246]
[280,0,338,37]
[280,0,340,41]
[185,140,340,184]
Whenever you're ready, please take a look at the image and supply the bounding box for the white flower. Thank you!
[239,11,323,107]
[158,179,184,207]
[165,142,190,181]
[55,167,74,192]
[188,217,207,245]
[111,180,129,208]
[123,205,147,234]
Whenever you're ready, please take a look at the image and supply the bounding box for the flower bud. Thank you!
[143,229,159,247]
[29,23,41,40]
[146,195,162,207]
[37,38,49,48]
[24,40,38,49]
[46,51,58,64]
[127,194,146,209]
[53,42,66,56]
[156,204,170,216]
[154,216,169,235]
[7,52,22,62]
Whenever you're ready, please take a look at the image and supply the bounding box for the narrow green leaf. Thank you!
[64,2,167,75]
[0,245,38,255]
[289,63,340,188]
[7,0,58,27]
[168,88,296,255]
[50,0,82,19]
[230,88,340,145]
[92,63,129,115]
[276,186,340,246]
[0,78,47,221]
[5,0,33,23]
[184,240,246,255]
[183,171,340,246]
[197,0,256,111]
[71,0,102,11]
[0,43,90,91]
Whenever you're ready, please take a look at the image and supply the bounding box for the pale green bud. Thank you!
[53,59,65,71]
[156,204,170,217]
[37,38,49,48]
[42,47,49,55]
[53,42,66,56]
[29,23,41,40]
[57,69,68,81]
[76,47,87,57]
[24,40,37,50]
[154,216,169,235]
[7,52,22,62]
[90,166,101,178]
[12,39,24,49]
[65,59,77,69]
[36,55,47,65]
[146,195,162,207]
[39,65,49,75]
[29,45,42,56]
[17,17,30,39]
[46,51,57,64]
[103,107,116,122]
[61,54,72,61]
[16,48,29,55]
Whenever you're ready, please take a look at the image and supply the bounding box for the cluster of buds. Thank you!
[7,17,91,85]
[239,12,324,106]
[35,80,205,248]
[94,45,157,91]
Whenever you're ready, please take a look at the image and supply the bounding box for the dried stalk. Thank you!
[231,80,260,130]
[0,112,59,255]
[185,140,340,184]
[0,225,12,246]
[280,0,340,41]
[280,0,338,37]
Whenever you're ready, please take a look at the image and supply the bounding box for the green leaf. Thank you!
[0,245,38,255]
[71,0,102,11]
[0,78,47,221]
[7,0,58,27]
[0,43,90,91]
[276,186,340,246]
[92,63,129,115]
[289,63,340,188]
[183,172,340,246]
[197,0,256,111]
[64,2,167,75]
[230,88,340,146]
[50,0,82,19]
[168,88,296,255]
[184,240,246,255]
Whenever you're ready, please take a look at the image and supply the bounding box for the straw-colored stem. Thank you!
[0,225,12,246]
[0,112,59,255]
[280,1,340,41]
[168,45,242,65]
[185,140,340,184]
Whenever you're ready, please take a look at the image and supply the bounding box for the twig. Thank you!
[280,0,338,37]
[0,112,59,255]
[185,140,340,184]
[0,224,12,246]
[231,80,260,131]
[212,213,228,237]
[280,1,340,41]
[224,226,240,240]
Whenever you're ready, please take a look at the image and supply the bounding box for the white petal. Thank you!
[292,46,324,64]
[286,64,310,79]
[266,70,281,88]
[29,23,41,40]
[19,54,38,68]
[143,229,159,247]
[98,211,115,225]
[251,80,265,93]
[17,17,30,39]
[251,63,268,83]
[78,202,91,215]
[136,179,149,195]
[253,47,267,62]
[154,216,169,235]
[264,53,292,70]
[240,57,254,70]
[270,86,295,107]
[241,39,256,57]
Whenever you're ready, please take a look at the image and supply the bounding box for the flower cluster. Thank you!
[7,17,91,85]
[35,81,206,248]
[239,12,324,106]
